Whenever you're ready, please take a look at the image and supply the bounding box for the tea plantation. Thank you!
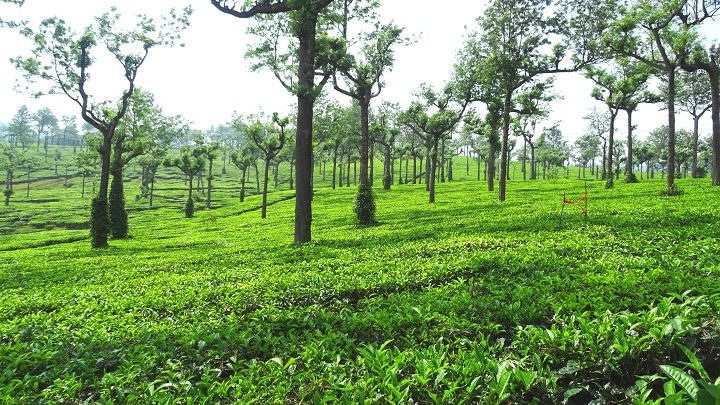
[1,164,719,403]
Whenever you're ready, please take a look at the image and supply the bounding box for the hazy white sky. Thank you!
[0,0,716,144]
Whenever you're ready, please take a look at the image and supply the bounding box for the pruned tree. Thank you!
[230,145,256,202]
[12,6,192,247]
[164,150,206,218]
[1,145,30,205]
[244,113,288,218]
[322,17,408,223]
[136,147,166,207]
[398,82,470,203]
[75,149,100,199]
[468,0,610,201]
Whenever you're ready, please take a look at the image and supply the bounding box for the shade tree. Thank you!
[673,1,720,184]
[574,132,602,179]
[585,56,654,187]
[582,106,612,179]
[211,0,335,244]
[467,0,610,201]
[535,124,570,179]
[164,149,206,218]
[602,0,716,192]
[7,105,33,149]
[239,113,288,219]
[60,115,79,149]
[665,69,713,178]
[321,16,408,223]
[33,107,57,153]
[1,145,30,205]
[13,7,191,247]
[398,82,471,203]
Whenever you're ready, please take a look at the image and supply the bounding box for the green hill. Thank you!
[1,167,719,403]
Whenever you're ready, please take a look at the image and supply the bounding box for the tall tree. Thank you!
[603,0,714,192]
[7,106,32,149]
[674,1,720,184]
[470,0,609,201]
[33,107,57,152]
[585,57,654,188]
[666,70,713,178]
[13,7,191,247]
[211,0,334,244]
[60,115,78,149]
[242,113,287,218]
[323,19,408,223]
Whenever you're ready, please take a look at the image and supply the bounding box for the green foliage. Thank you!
[660,184,684,196]
[382,173,392,190]
[353,183,376,225]
[3,189,12,205]
[184,196,194,218]
[2,177,720,403]
[624,172,639,183]
[109,171,128,239]
[89,196,110,248]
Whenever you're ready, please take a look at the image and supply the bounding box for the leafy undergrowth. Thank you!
[1,178,719,404]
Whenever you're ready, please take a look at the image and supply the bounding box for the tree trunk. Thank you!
[625,109,637,182]
[488,142,495,192]
[667,68,677,190]
[606,106,616,189]
[414,154,422,184]
[429,136,439,203]
[262,157,270,219]
[369,142,374,186]
[691,115,699,178]
[499,87,511,201]
[206,158,213,209]
[360,101,370,186]
[332,150,338,189]
[709,67,720,185]
[255,165,260,193]
[293,14,319,244]
[149,168,155,207]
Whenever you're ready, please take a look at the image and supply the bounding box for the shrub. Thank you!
[90,196,110,248]
[354,183,376,226]
[185,197,194,218]
[109,172,128,239]
[382,174,392,190]
[3,189,12,206]
[659,184,684,196]
[623,172,638,183]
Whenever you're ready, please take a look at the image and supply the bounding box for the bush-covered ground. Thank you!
[1,160,719,403]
